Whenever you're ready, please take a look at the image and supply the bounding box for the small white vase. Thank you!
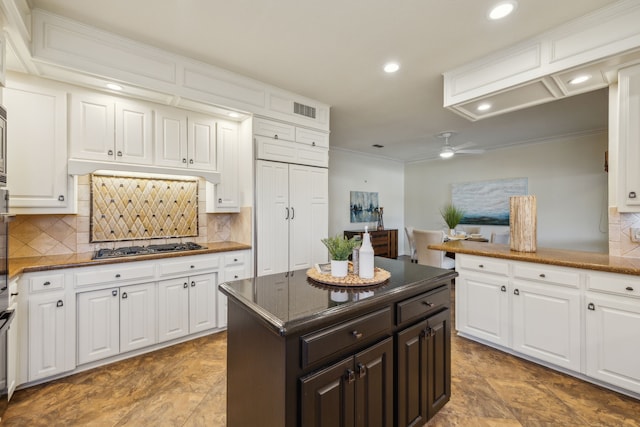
[331,260,348,277]
[450,228,457,237]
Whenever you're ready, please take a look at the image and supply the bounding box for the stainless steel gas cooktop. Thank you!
[92,242,204,260]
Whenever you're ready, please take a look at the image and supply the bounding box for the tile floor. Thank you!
[2,287,639,426]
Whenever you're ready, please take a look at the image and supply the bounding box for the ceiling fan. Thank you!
[437,131,485,159]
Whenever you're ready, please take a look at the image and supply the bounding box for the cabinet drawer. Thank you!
[253,118,295,141]
[587,272,640,298]
[396,286,449,326]
[29,273,65,293]
[158,255,220,277]
[513,263,580,288]
[225,252,246,267]
[295,128,329,148]
[301,308,391,368]
[458,255,508,275]
[75,264,155,288]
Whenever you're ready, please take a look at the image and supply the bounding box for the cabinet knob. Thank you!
[478,264,484,268]
[117,151,123,157]
[189,159,194,164]
[312,141,316,147]
[58,195,65,202]
[351,330,363,339]
[115,274,121,278]
[56,300,64,307]
[112,290,118,297]
[234,258,238,262]
[190,265,195,269]
[182,158,187,163]
[122,292,128,299]
[514,289,520,295]
[43,281,51,286]
[108,149,114,156]
[630,191,637,199]
[191,281,196,287]
[234,275,239,279]
[626,286,634,291]
[274,134,279,140]
[539,273,546,278]
[183,282,188,289]
[587,302,595,311]
[500,285,507,292]
[421,301,435,308]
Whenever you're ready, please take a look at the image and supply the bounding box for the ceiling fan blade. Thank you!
[451,141,476,150]
[455,149,485,155]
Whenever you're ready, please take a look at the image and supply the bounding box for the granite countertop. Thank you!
[8,241,252,279]
[219,257,457,336]
[429,241,640,275]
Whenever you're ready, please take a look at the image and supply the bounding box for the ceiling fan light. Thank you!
[440,148,454,159]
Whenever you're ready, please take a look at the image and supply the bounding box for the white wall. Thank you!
[328,150,406,253]
[405,132,609,253]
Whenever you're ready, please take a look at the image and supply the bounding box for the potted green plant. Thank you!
[321,234,361,277]
[440,204,465,236]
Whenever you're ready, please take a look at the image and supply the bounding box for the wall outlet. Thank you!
[631,227,640,243]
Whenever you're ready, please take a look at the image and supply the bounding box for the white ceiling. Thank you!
[30,0,617,162]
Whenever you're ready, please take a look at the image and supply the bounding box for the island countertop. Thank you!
[429,241,640,275]
[219,256,457,336]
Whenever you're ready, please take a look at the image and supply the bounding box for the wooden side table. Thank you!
[344,229,398,259]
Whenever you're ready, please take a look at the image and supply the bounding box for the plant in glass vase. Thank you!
[440,204,465,236]
[321,234,360,277]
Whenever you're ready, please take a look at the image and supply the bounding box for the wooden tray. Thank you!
[306,267,390,287]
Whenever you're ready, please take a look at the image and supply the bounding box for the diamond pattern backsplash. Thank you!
[91,174,198,242]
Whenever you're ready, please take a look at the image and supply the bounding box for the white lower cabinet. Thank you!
[119,283,157,352]
[158,273,218,342]
[28,292,73,381]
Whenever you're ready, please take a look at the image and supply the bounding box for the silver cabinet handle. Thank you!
[108,149,114,156]
[112,290,118,297]
[56,300,64,307]
[117,151,123,157]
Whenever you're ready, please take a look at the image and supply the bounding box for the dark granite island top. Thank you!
[220,257,457,427]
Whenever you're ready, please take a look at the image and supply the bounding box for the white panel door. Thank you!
[120,283,157,353]
[512,281,581,370]
[154,107,187,168]
[115,101,153,164]
[586,293,640,394]
[456,273,510,347]
[256,160,289,276]
[4,82,70,209]
[77,288,120,364]
[188,113,217,170]
[70,93,115,161]
[289,164,328,271]
[158,278,190,343]
[28,294,67,381]
[188,273,218,333]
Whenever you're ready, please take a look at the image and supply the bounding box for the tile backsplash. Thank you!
[608,207,640,258]
[9,174,251,258]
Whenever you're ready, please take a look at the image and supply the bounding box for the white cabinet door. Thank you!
[115,101,153,164]
[77,288,120,365]
[586,293,640,394]
[212,120,239,212]
[70,93,115,161]
[188,113,217,170]
[120,283,157,353]
[4,79,74,211]
[188,273,218,333]
[456,272,510,347]
[28,293,68,381]
[256,160,290,276]
[158,278,190,342]
[618,64,640,211]
[511,281,581,371]
[289,164,328,271]
[154,106,188,168]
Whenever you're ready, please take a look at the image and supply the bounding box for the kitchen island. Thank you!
[220,257,457,427]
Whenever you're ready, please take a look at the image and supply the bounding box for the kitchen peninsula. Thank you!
[429,240,640,399]
[220,257,457,427]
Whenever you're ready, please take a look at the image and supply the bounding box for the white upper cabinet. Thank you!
[4,74,76,213]
[254,118,329,168]
[154,106,217,171]
[206,120,240,213]
[253,118,295,141]
[617,64,640,212]
[70,91,153,164]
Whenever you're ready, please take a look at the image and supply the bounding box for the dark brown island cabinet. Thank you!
[344,229,398,259]
[220,257,455,427]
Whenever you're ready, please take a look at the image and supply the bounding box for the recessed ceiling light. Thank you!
[477,103,492,111]
[488,1,517,20]
[568,75,591,85]
[228,112,240,118]
[106,83,123,91]
[383,62,400,73]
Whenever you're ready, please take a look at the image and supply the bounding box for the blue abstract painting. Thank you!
[350,191,379,223]
[452,178,528,225]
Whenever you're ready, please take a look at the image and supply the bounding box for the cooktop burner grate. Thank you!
[93,242,204,260]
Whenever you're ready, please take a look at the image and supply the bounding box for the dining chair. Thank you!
[404,226,417,263]
[462,225,481,235]
[413,229,455,269]
[490,231,510,244]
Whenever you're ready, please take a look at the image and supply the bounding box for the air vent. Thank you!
[294,102,316,119]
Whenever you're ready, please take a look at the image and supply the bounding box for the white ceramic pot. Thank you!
[450,228,457,237]
[331,259,349,277]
